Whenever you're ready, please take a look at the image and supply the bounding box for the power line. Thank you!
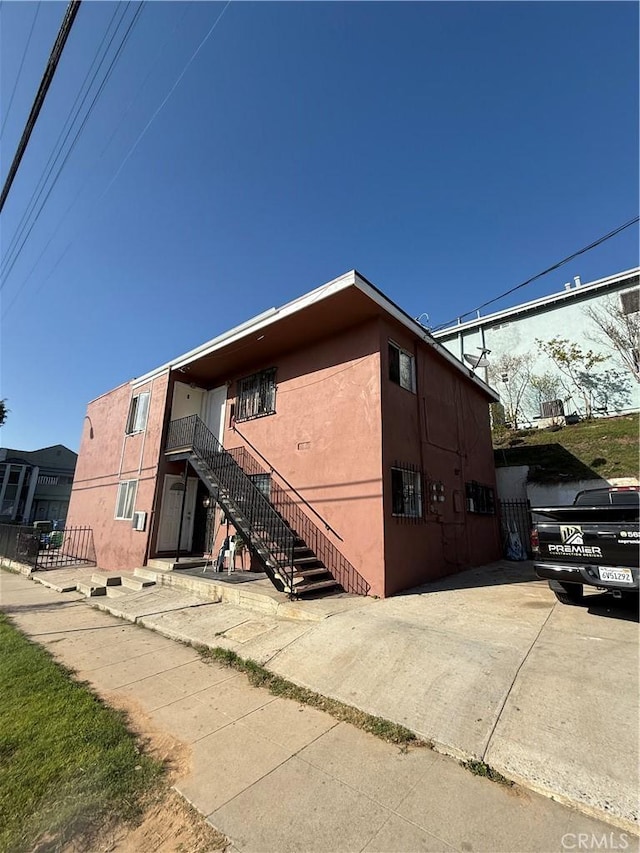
[0,2,42,140]
[431,216,640,331]
[0,2,145,289]
[2,3,126,274]
[1,4,192,317]
[0,0,82,213]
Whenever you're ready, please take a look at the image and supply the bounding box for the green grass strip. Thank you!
[0,613,163,853]
[199,646,426,747]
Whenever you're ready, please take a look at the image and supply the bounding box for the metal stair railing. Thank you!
[228,446,371,596]
[166,415,296,594]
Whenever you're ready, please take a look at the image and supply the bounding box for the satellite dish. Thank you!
[463,347,491,370]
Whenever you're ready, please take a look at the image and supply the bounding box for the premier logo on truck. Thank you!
[551,524,603,557]
[549,544,603,557]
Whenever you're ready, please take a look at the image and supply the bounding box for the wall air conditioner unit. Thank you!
[541,399,564,419]
[132,511,146,532]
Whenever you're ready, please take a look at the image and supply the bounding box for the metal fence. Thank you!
[0,524,96,570]
[499,499,533,557]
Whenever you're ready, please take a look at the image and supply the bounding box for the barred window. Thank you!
[388,342,416,392]
[249,473,271,500]
[465,481,495,515]
[115,480,137,520]
[391,468,422,518]
[236,369,277,421]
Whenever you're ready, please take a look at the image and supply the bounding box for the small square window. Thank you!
[126,391,150,434]
[236,369,277,421]
[391,468,423,518]
[115,480,137,520]
[388,342,416,392]
[465,481,495,515]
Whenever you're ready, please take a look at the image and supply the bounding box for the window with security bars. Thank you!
[236,368,277,421]
[465,481,495,515]
[391,468,423,518]
[115,480,137,520]
[249,473,272,500]
[388,342,416,392]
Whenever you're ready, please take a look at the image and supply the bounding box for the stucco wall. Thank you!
[223,320,385,596]
[380,320,501,596]
[67,373,170,571]
[437,282,640,421]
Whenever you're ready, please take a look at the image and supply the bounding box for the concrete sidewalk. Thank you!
[2,569,631,853]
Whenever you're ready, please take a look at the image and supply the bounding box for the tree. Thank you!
[584,293,640,383]
[487,354,531,429]
[0,399,7,427]
[536,338,607,418]
[526,372,564,422]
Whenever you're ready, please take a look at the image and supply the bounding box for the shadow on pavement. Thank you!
[399,560,538,596]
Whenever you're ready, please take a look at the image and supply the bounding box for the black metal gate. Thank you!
[0,524,96,570]
[499,499,533,557]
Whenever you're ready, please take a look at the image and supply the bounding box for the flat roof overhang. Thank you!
[132,271,499,402]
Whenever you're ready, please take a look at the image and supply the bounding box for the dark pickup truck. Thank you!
[532,486,639,605]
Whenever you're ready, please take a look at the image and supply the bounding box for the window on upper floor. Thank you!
[465,481,495,515]
[236,368,277,421]
[388,341,416,392]
[125,391,150,434]
[115,480,137,520]
[391,467,423,518]
[620,288,640,316]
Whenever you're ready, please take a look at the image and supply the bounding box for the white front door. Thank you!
[157,475,198,552]
[203,385,227,446]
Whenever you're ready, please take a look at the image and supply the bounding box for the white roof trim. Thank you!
[128,268,497,401]
[130,271,357,386]
[433,266,640,338]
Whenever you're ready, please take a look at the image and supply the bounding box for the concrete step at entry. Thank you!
[75,582,107,597]
[106,586,128,598]
[91,573,122,587]
[294,578,341,595]
[121,576,156,591]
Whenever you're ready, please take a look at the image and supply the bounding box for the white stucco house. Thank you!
[433,266,639,426]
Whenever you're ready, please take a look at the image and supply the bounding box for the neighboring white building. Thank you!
[433,267,640,425]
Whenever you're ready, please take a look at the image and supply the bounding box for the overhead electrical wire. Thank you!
[2,3,125,272]
[0,0,82,213]
[430,216,640,331]
[0,2,146,290]
[2,1,231,314]
[0,1,42,139]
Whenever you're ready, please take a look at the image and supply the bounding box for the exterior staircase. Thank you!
[165,415,362,598]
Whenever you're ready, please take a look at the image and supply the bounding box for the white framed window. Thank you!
[115,480,138,520]
[388,342,416,392]
[125,391,150,434]
[391,468,423,518]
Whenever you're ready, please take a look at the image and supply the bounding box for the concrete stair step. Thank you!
[76,582,107,597]
[295,567,330,578]
[106,586,128,598]
[294,579,341,595]
[121,576,156,591]
[91,573,122,587]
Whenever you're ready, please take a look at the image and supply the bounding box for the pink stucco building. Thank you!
[68,271,501,598]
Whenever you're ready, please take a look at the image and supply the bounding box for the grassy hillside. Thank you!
[493,413,639,482]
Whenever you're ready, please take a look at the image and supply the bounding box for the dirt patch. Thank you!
[64,688,228,853]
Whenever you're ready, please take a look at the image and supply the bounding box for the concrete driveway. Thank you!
[265,561,639,831]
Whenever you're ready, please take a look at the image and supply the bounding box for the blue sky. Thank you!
[1,1,638,452]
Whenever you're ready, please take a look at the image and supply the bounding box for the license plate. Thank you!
[598,567,634,584]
